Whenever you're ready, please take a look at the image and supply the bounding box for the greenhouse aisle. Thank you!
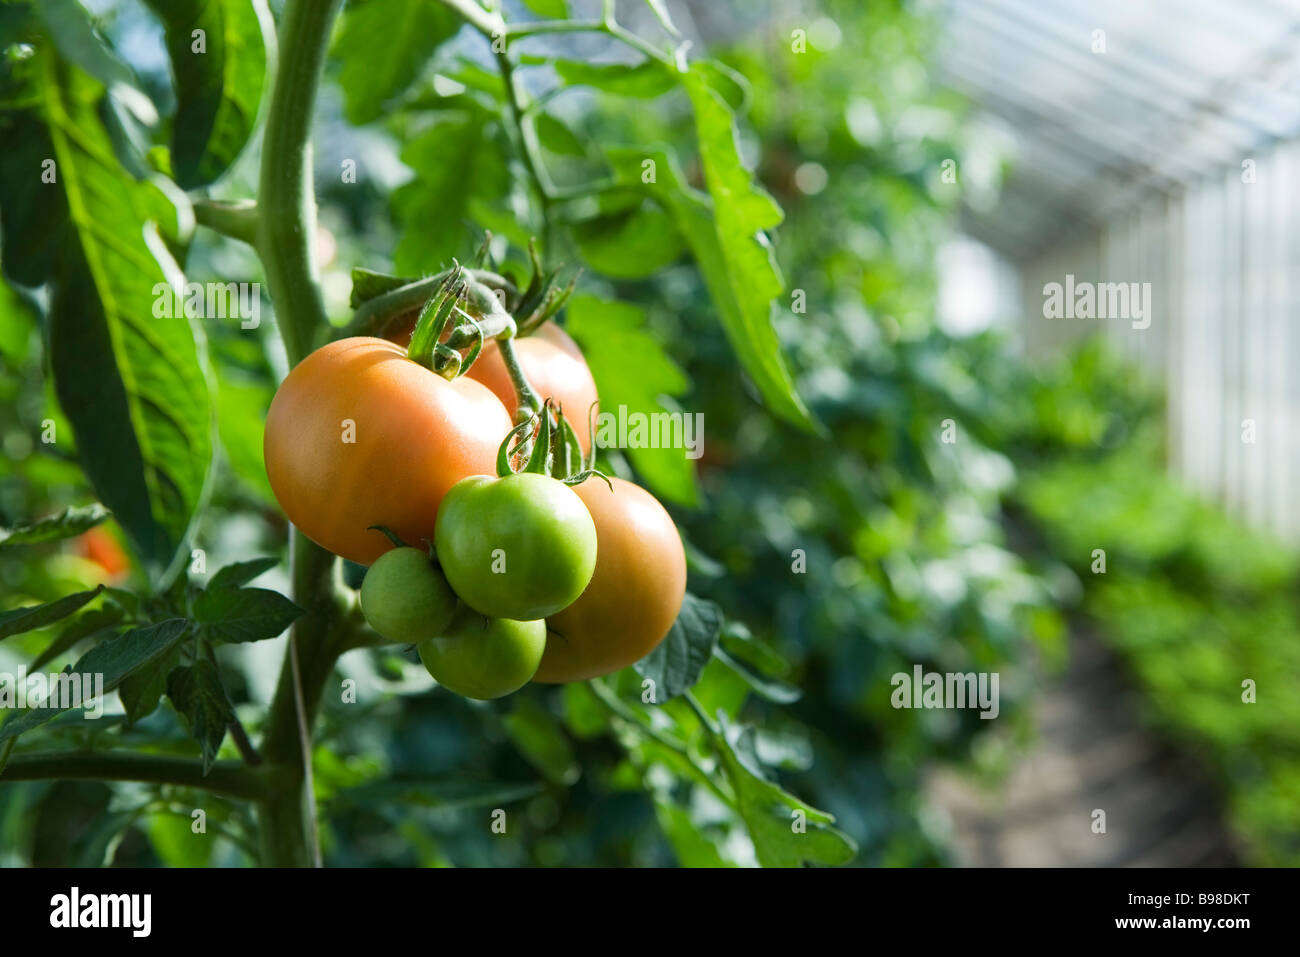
[927,630,1239,867]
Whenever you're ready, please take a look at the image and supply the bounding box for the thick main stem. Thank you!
[254,0,344,867]
[258,0,340,366]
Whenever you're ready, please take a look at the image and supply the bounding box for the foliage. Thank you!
[1008,343,1300,866]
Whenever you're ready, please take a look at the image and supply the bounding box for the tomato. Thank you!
[388,318,598,453]
[359,547,457,644]
[264,337,511,565]
[466,324,600,453]
[75,526,130,579]
[434,472,597,621]
[418,609,546,700]
[535,477,685,683]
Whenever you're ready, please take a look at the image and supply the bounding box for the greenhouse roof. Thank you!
[936,0,1300,259]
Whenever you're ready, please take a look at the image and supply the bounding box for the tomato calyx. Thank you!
[496,396,610,489]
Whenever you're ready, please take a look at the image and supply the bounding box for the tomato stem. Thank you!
[498,335,543,415]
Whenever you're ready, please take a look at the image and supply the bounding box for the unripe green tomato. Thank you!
[359,547,457,644]
[434,472,597,620]
[417,609,546,700]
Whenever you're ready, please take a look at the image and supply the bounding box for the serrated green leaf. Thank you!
[0,111,68,286]
[192,586,302,643]
[713,645,801,704]
[38,51,213,582]
[143,0,272,187]
[34,0,157,126]
[30,605,124,671]
[570,199,684,279]
[535,112,585,156]
[634,592,722,699]
[563,295,697,504]
[349,268,418,309]
[0,618,192,745]
[714,714,857,867]
[208,556,279,590]
[550,58,675,98]
[0,586,104,641]
[392,110,513,274]
[0,503,109,547]
[334,0,462,124]
[118,643,179,725]
[165,659,235,772]
[602,66,815,432]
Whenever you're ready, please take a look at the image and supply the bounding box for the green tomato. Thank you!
[417,609,546,700]
[359,547,457,644]
[434,472,598,620]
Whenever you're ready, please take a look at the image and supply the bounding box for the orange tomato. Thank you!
[263,337,511,565]
[76,526,130,579]
[535,476,686,683]
[387,318,598,453]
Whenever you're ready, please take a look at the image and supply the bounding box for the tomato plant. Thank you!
[418,609,546,701]
[264,337,511,565]
[434,472,597,622]
[538,477,686,683]
[359,546,457,645]
[0,0,869,871]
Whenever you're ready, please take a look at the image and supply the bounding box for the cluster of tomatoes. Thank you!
[262,319,686,699]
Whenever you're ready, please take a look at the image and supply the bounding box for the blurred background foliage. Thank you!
[2,0,1295,866]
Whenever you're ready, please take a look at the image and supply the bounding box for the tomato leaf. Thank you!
[712,645,802,704]
[30,606,125,672]
[118,643,180,726]
[334,0,462,124]
[349,268,419,309]
[0,504,109,548]
[564,295,697,505]
[207,556,279,590]
[392,110,515,273]
[522,0,568,18]
[0,619,192,746]
[0,111,68,286]
[0,587,105,642]
[548,58,676,99]
[602,63,817,432]
[634,592,722,699]
[713,714,858,867]
[166,659,236,772]
[36,52,213,583]
[142,0,272,188]
[192,586,302,644]
[570,199,685,279]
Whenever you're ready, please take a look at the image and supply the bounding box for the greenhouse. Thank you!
[0,0,1292,909]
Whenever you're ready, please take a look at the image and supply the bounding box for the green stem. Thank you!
[586,680,733,805]
[257,0,341,366]
[193,199,260,247]
[498,335,542,415]
[506,18,602,38]
[493,48,555,259]
[434,0,505,37]
[258,531,352,866]
[252,0,345,867]
[345,270,517,338]
[0,751,272,800]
